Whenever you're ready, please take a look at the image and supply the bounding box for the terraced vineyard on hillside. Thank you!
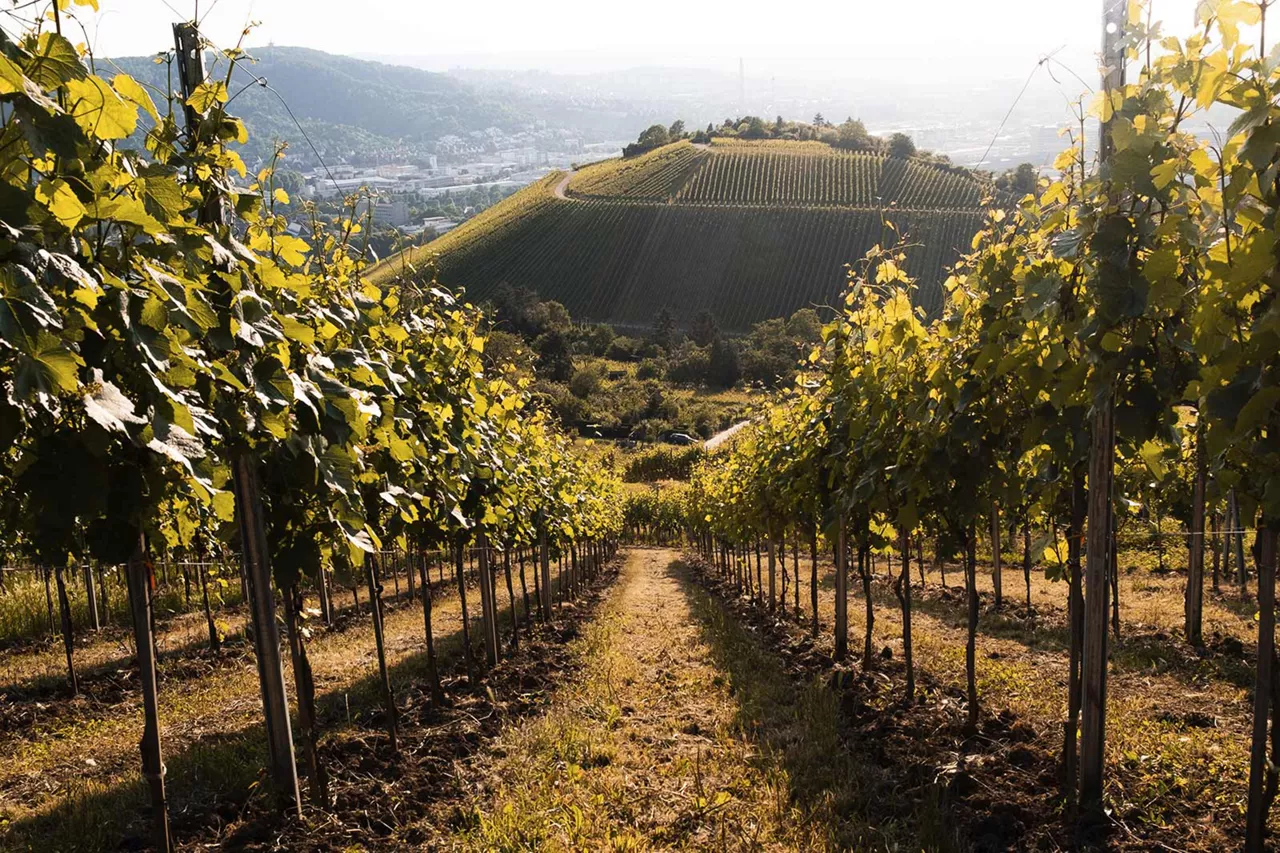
[374,141,995,328]
[676,148,984,208]
[566,140,708,201]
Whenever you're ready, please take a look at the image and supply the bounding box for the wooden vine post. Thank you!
[125,533,172,853]
[364,553,399,753]
[1185,422,1207,646]
[230,454,303,812]
[416,550,445,705]
[767,534,777,612]
[834,518,848,660]
[990,506,1002,609]
[1078,0,1125,823]
[1246,521,1278,850]
[809,528,819,637]
[1080,397,1116,818]
[174,22,301,814]
[477,533,501,666]
[83,562,100,630]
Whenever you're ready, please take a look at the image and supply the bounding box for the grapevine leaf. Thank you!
[26,33,86,89]
[35,178,86,229]
[112,73,159,124]
[83,371,146,434]
[65,75,138,140]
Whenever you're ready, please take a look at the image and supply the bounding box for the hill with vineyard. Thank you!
[373,139,995,328]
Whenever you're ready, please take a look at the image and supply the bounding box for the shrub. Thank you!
[623,445,705,482]
[666,342,710,384]
[569,363,606,398]
[636,358,667,380]
[606,336,640,361]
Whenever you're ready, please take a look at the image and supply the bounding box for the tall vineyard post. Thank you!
[125,534,172,853]
[834,518,848,660]
[174,20,302,811]
[1078,0,1126,825]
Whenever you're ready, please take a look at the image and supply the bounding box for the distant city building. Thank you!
[373,200,409,227]
[313,175,399,199]
[351,197,409,227]
[422,216,459,235]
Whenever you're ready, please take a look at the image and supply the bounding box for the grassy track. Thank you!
[5,544,1252,850]
[443,548,940,850]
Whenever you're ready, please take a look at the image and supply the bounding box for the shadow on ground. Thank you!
[2,564,617,853]
[665,557,966,852]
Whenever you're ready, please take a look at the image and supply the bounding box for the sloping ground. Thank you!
[0,559,609,852]
[429,198,980,327]
[566,140,709,201]
[372,141,993,328]
[682,542,1266,851]
[439,549,929,850]
[677,147,984,209]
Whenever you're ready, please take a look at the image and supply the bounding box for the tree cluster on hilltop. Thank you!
[624,117,1041,193]
[624,115,912,157]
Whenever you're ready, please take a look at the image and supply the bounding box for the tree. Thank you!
[535,330,575,381]
[637,124,669,149]
[691,310,720,347]
[888,132,916,159]
[835,118,871,150]
[786,309,823,344]
[707,337,741,389]
[813,112,826,127]
[652,307,677,350]
[668,119,686,139]
[569,364,606,399]
[530,300,572,334]
[275,169,306,198]
[577,323,616,357]
[1012,162,1037,194]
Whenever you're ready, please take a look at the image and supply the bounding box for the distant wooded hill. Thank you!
[108,46,530,168]
[372,140,997,329]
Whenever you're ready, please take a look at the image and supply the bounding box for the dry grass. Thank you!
[441,549,954,851]
[442,548,816,849]
[712,539,1262,850]
[0,542,1262,851]
[0,560,541,852]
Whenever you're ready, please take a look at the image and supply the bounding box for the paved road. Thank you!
[704,420,751,451]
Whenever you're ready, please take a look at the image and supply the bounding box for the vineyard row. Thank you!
[437,198,984,328]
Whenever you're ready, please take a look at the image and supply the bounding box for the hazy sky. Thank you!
[68,0,1205,83]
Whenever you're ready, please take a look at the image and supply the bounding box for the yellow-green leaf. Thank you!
[65,74,138,139]
[186,81,229,114]
[113,73,159,124]
[280,316,315,346]
[35,178,86,229]
[1100,331,1125,353]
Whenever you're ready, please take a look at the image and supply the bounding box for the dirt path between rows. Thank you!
[435,548,883,850]
[705,419,751,451]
